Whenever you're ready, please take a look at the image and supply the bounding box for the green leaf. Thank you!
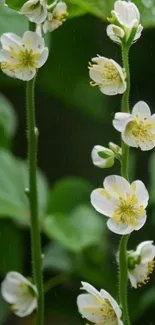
[0,219,23,277]
[66,0,155,27]
[0,149,48,225]
[0,5,27,34]
[4,0,155,27]
[43,242,72,272]
[44,205,105,252]
[0,293,10,325]
[0,93,17,139]
[47,177,93,214]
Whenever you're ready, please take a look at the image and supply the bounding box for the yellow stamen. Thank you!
[126,115,155,146]
[83,297,117,323]
[138,261,155,288]
[113,194,144,227]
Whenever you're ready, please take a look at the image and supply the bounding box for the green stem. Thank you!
[26,78,44,325]
[118,43,131,325]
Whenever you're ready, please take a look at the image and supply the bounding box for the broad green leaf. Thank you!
[43,242,72,271]
[66,0,155,27]
[0,93,17,139]
[0,5,27,34]
[4,0,155,27]
[0,219,23,277]
[47,177,93,214]
[0,149,48,225]
[44,205,104,252]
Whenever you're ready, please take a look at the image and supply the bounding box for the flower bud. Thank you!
[91,145,115,168]
[107,1,143,45]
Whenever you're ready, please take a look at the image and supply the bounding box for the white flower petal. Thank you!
[132,101,151,117]
[15,67,36,81]
[113,112,132,132]
[107,218,134,235]
[106,24,123,44]
[131,180,149,208]
[14,296,37,317]
[91,189,116,217]
[77,293,104,323]
[37,48,49,67]
[22,31,45,51]
[1,272,25,304]
[134,24,143,41]
[135,211,147,231]
[136,241,155,264]
[81,282,102,299]
[128,270,138,288]
[128,264,148,288]
[114,1,140,28]
[1,33,21,51]
[104,175,132,199]
[20,0,47,24]
[122,126,138,148]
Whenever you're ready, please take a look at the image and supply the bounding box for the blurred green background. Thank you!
[1,0,155,324]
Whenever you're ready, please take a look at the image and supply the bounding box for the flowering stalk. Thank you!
[26,75,44,323]
[118,43,131,325]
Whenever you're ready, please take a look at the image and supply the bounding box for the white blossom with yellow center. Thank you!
[20,0,47,24]
[107,1,143,44]
[91,175,148,235]
[89,56,126,96]
[77,282,123,325]
[1,272,37,317]
[43,2,68,33]
[113,101,155,151]
[127,241,155,288]
[0,31,49,81]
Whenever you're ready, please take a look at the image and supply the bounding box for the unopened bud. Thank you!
[91,145,115,168]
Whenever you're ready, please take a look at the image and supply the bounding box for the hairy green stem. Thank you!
[118,43,131,325]
[26,78,44,325]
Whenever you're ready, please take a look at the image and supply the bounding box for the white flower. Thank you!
[113,101,155,151]
[1,272,37,317]
[77,282,123,325]
[91,175,149,235]
[20,0,47,24]
[107,1,143,44]
[91,145,115,168]
[89,56,126,96]
[128,241,155,288]
[0,31,49,81]
[43,2,68,33]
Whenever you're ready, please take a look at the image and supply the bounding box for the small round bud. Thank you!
[91,145,115,168]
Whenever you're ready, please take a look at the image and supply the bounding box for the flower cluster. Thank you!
[20,0,68,33]
[75,2,155,324]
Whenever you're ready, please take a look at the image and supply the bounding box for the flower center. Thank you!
[17,49,40,69]
[112,193,144,226]
[127,115,155,145]
[83,297,118,324]
[101,62,121,83]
